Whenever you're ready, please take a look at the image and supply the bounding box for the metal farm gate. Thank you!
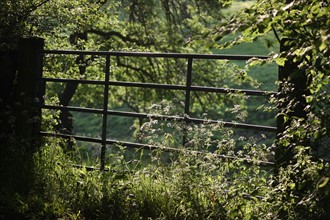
[16,38,279,171]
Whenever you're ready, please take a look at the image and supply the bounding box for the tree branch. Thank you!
[271,25,281,43]
[20,0,51,21]
[87,29,154,47]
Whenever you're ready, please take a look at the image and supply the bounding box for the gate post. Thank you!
[275,38,309,173]
[11,38,44,197]
[15,38,44,148]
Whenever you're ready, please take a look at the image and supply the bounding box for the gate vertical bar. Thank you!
[101,54,110,171]
[182,58,193,146]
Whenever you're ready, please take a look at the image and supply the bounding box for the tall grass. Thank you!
[19,111,279,220]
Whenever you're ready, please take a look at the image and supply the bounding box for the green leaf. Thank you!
[305,95,313,103]
[248,60,260,67]
[275,57,286,66]
[310,5,320,14]
[318,177,329,188]
[319,41,327,51]
[289,183,295,189]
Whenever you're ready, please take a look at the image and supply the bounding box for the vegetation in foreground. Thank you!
[1,112,329,219]
[1,0,330,219]
[28,134,273,219]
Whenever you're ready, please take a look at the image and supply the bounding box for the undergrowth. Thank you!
[6,100,326,220]
[27,136,274,220]
[2,100,328,219]
[16,106,279,220]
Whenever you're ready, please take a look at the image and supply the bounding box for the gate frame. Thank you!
[17,37,301,171]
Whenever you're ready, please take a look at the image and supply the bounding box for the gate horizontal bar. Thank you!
[41,104,277,132]
[42,77,276,96]
[42,104,103,114]
[191,85,276,96]
[40,131,275,166]
[43,77,105,85]
[43,50,269,60]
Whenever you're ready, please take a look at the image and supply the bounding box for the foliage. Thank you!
[0,0,51,49]
[210,0,330,218]
[3,0,330,219]
[15,114,277,219]
[0,96,39,218]
[3,102,326,219]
